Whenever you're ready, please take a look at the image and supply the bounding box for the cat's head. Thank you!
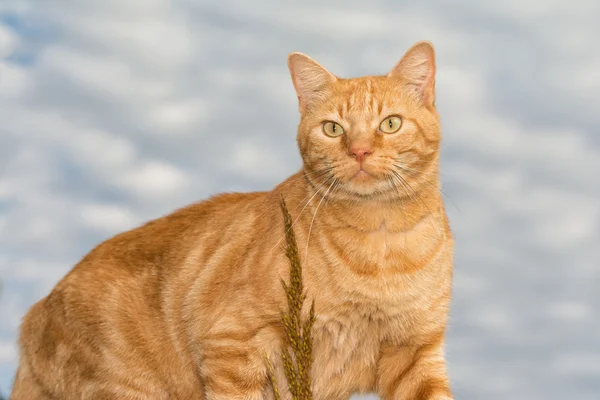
[288,41,441,202]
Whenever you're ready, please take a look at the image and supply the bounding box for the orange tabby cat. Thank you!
[11,41,453,400]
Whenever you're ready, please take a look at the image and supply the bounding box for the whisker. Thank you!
[270,174,336,254]
[325,178,341,206]
[394,159,457,181]
[394,163,460,213]
[303,178,336,263]
[251,166,334,223]
[291,167,335,211]
[390,169,442,238]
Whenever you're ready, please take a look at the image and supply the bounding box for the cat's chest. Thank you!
[320,215,444,276]
[308,301,431,397]
[309,310,381,397]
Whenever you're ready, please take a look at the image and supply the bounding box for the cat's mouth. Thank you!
[308,163,393,200]
[352,169,372,180]
[349,164,377,183]
[334,163,403,200]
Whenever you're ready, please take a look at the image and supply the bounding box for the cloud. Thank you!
[0,342,16,365]
[0,23,18,59]
[78,203,139,233]
[116,160,190,198]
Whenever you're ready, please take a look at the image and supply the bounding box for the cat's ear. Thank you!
[288,52,337,111]
[388,41,436,106]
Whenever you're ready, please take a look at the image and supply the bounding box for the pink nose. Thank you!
[350,147,372,162]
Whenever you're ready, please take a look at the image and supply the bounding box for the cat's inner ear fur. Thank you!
[388,41,436,106]
[287,52,337,111]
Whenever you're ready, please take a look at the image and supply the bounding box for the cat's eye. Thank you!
[322,121,345,137]
[379,116,403,134]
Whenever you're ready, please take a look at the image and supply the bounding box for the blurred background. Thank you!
[1,0,599,398]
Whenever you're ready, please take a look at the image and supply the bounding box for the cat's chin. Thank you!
[337,181,398,202]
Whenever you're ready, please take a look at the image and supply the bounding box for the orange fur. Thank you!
[12,41,453,400]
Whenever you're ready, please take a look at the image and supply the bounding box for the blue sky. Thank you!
[1,0,599,398]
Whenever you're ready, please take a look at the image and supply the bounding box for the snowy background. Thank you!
[1,0,599,398]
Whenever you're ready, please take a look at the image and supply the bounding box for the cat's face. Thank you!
[288,42,441,202]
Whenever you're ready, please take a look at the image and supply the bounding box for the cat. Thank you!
[11,41,454,400]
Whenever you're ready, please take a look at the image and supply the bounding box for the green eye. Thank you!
[379,116,402,134]
[322,121,344,137]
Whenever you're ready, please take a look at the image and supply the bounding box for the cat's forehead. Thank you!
[328,76,399,118]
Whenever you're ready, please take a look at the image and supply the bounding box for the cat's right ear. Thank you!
[388,41,436,107]
[288,52,337,111]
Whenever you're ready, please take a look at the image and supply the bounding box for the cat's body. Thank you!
[12,42,454,400]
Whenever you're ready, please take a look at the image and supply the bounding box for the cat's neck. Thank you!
[324,187,442,234]
[285,170,443,234]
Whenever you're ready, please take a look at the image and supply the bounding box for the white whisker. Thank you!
[303,178,336,263]
[270,174,335,254]
[391,170,442,237]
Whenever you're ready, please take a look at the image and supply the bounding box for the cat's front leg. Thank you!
[200,343,270,400]
[376,337,453,400]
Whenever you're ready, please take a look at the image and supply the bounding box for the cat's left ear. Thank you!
[288,52,337,111]
[388,41,436,106]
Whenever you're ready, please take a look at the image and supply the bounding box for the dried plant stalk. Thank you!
[266,197,316,400]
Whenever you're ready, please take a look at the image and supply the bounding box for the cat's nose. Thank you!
[349,147,372,163]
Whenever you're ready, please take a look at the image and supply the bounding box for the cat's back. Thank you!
[12,190,269,399]
[36,190,268,309]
